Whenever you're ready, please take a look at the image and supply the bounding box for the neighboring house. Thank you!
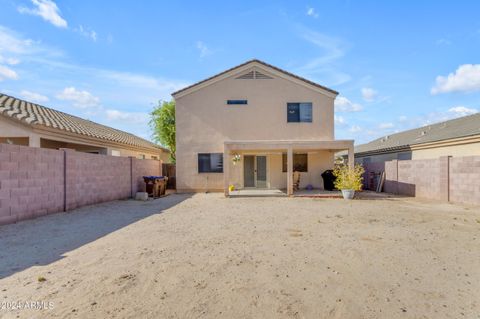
[172,59,354,196]
[0,93,169,161]
[353,112,480,164]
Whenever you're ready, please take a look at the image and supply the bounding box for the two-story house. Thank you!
[172,60,354,196]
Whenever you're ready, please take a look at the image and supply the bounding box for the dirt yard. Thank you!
[0,193,479,319]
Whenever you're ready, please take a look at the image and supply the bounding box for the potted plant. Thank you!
[333,164,365,199]
[232,154,241,165]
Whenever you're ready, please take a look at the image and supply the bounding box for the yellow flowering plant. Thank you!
[333,164,365,191]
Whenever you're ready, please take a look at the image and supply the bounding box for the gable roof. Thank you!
[0,93,168,152]
[355,112,480,155]
[171,59,339,98]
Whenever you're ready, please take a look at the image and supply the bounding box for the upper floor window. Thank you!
[198,153,223,173]
[227,100,248,105]
[287,103,312,122]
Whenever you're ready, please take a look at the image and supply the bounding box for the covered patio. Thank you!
[223,140,354,197]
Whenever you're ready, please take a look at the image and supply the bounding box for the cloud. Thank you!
[361,87,378,102]
[196,41,212,58]
[301,30,345,67]
[334,96,363,112]
[349,125,362,133]
[105,109,149,124]
[431,64,480,94]
[0,55,20,65]
[18,0,67,28]
[0,25,65,81]
[0,25,189,141]
[20,90,49,103]
[306,7,319,18]
[296,28,350,85]
[0,65,18,81]
[0,26,39,56]
[447,106,478,116]
[0,26,33,80]
[74,25,97,42]
[436,38,451,46]
[378,122,394,129]
[97,69,188,94]
[0,25,63,64]
[334,115,345,125]
[56,87,100,108]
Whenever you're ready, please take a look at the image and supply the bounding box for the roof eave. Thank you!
[171,59,339,99]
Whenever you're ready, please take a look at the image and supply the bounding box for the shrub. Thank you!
[333,164,365,191]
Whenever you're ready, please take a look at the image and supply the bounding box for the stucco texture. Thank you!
[175,64,338,192]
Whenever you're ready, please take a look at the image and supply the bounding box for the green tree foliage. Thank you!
[150,100,176,162]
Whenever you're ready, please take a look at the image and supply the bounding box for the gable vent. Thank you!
[254,71,273,79]
[237,71,255,79]
[236,70,273,80]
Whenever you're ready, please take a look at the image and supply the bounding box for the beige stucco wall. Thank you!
[0,115,167,161]
[355,151,412,164]
[412,142,480,159]
[260,151,333,189]
[175,65,336,192]
[0,116,41,146]
[355,139,480,164]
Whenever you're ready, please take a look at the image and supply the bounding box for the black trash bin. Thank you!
[321,170,336,191]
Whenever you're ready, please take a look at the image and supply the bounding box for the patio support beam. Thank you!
[287,146,293,196]
[223,145,230,197]
[348,146,354,169]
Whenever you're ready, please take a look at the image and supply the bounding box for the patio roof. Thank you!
[224,139,354,151]
[223,139,354,197]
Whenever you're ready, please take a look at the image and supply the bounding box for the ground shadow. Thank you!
[354,190,410,200]
[0,193,191,279]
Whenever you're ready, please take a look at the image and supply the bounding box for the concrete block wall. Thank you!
[0,144,64,225]
[131,157,162,194]
[0,144,162,225]
[384,160,398,194]
[449,156,480,205]
[65,150,131,210]
[364,155,480,206]
[397,158,442,199]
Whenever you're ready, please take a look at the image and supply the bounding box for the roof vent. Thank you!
[381,135,389,142]
[237,71,255,79]
[421,131,426,136]
[236,70,273,80]
[254,71,273,79]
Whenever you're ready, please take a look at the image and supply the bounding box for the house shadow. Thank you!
[0,193,191,279]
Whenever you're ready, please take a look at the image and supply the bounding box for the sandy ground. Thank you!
[0,193,479,319]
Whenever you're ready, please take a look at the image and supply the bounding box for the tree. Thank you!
[150,100,176,162]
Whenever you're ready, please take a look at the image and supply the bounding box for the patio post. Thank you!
[223,145,230,197]
[287,146,293,196]
[348,146,354,169]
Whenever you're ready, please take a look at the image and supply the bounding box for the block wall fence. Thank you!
[0,144,162,225]
[363,155,480,206]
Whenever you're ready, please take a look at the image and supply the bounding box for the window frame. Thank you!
[287,102,312,123]
[198,153,224,173]
[227,99,248,105]
[282,153,308,172]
